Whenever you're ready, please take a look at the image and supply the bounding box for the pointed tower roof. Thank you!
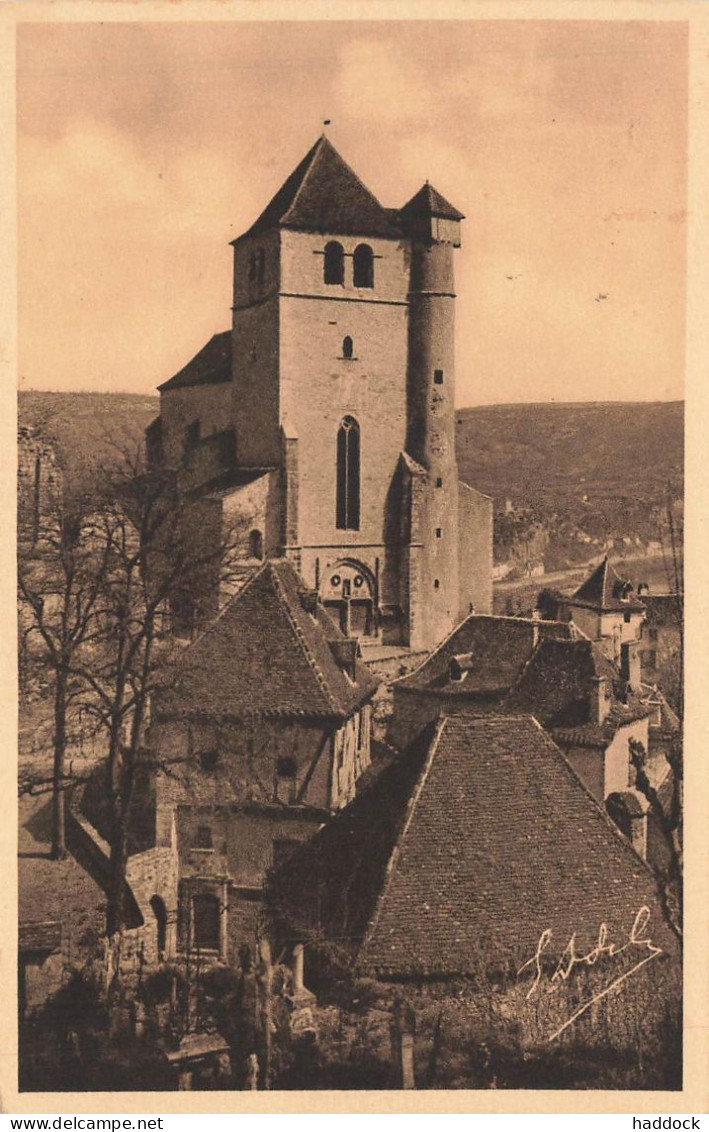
[570,557,645,613]
[238,136,401,240]
[400,181,465,222]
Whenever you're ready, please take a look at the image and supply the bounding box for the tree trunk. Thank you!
[51,668,68,860]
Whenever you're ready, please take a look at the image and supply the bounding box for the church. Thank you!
[147,136,492,651]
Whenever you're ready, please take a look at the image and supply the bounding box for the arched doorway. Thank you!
[320,561,376,639]
[150,895,168,959]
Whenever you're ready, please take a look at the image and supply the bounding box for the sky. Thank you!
[16,19,687,406]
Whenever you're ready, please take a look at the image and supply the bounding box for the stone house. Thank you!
[147,135,493,651]
[147,557,377,964]
[561,557,646,661]
[269,714,677,983]
[637,592,682,705]
[388,613,577,751]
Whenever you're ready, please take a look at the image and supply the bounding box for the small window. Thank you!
[195,825,213,850]
[342,336,354,359]
[623,611,632,624]
[324,241,345,285]
[200,749,219,772]
[249,529,264,560]
[272,839,300,870]
[436,528,442,538]
[353,244,374,288]
[436,477,443,488]
[434,579,440,590]
[192,892,220,951]
[434,370,444,385]
[276,756,297,805]
[185,419,200,454]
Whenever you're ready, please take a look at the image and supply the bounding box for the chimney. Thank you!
[590,675,610,724]
[620,640,641,693]
[299,589,319,616]
[449,653,474,682]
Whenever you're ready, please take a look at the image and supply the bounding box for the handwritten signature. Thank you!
[517,906,663,1041]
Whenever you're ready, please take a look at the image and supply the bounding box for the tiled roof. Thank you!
[569,557,646,612]
[395,615,575,697]
[503,638,651,743]
[400,182,464,221]
[158,332,231,393]
[158,558,377,721]
[238,136,401,241]
[639,593,683,630]
[272,715,676,976]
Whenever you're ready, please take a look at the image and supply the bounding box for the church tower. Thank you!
[151,137,492,651]
[401,185,463,649]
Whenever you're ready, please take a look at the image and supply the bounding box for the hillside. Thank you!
[18,393,683,571]
[456,401,683,571]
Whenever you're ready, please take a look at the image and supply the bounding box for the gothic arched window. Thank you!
[353,244,374,288]
[324,241,345,285]
[342,335,354,359]
[336,416,360,531]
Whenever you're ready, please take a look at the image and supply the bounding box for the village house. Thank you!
[268,714,677,984]
[144,556,378,964]
[561,557,646,661]
[387,612,577,752]
[146,135,492,652]
[636,590,683,705]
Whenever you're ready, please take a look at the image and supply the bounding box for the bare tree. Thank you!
[18,492,113,858]
[69,454,250,938]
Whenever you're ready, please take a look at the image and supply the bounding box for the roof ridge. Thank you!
[281,136,326,224]
[268,560,340,716]
[526,716,663,883]
[358,717,448,966]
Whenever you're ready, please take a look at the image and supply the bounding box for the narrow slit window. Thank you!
[342,336,354,359]
[434,370,444,385]
[336,416,361,531]
[436,528,442,538]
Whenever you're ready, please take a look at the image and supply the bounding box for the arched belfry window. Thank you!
[336,417,360,531]
[324,241,345,285]
[353,244,374,289]
[342,336,354,359]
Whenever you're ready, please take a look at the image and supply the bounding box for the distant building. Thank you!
[147,136,493,651]
[637,592,682,699]
[147,557,377,962]
[388,612,576,751]
[562,557,646,662]
[269,714,677,983]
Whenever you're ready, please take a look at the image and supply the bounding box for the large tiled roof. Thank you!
[238,136,401,241]
[158,331,231,393]
[395,615,575,697]
[569,557,646,613]
[158,558,377,721]
[271,715,675,976]
[503,638,651,746]
[639,593,683,630]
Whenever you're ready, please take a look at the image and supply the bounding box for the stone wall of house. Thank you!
[458,482,493,618]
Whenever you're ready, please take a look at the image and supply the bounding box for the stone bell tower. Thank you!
[401,184,463,650]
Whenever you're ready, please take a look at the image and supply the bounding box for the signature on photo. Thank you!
[518,906,664,1041]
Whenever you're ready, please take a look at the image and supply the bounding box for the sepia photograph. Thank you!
[12,9,691,1102]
